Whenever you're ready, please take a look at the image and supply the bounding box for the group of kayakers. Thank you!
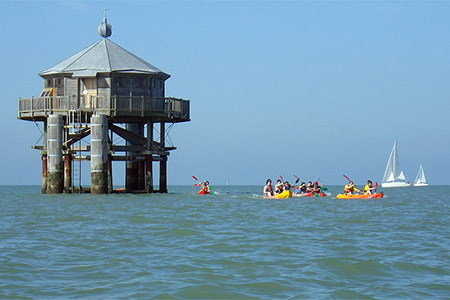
[263,179,323,197]
[263,178,377,197]
[196,176,377,197]
[344,180,377,195]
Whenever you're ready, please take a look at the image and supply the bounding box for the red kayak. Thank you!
[305,192,326,197]
[294,192,327,197]
[198,190,210,195]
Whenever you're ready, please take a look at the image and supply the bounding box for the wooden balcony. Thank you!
[18,95,190,123]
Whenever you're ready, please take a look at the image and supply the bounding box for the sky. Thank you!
[1,0,450,186]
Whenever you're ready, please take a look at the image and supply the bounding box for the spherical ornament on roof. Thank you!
[98,16,112,38]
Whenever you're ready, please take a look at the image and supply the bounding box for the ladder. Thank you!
[68,110,83,193]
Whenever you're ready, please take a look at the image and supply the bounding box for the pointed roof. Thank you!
[40,38,170,79]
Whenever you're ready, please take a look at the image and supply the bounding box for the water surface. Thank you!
[1,185,449,299]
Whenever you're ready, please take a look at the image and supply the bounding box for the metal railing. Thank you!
[18,95,190,119]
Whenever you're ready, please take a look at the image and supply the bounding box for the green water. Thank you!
[0,185,449,299]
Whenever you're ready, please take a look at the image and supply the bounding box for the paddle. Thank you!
[192,175,200,186]
[343,174,352,182]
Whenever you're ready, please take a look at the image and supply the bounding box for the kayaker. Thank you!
[296,182,307,194]
[364,180,376,194]
[306,181,314,192]
[312,181,321,194]
[284,181,291,191]
[263,179,274,197]
[344,181,361,195]
[199,181,211,194]
[275,179,284,194]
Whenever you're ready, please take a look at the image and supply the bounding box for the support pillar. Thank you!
[126,123,139,191]
[107,155,113,193]
[159,155,167,193]
[41,154,47,194]
[145,155,153,193]
[91,114,108,194]
[47,114,63,194]
[63,154,72,193]
[138,160,145,191]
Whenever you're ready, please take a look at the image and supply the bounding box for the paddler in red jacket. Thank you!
[199,181,211,194]
[312,181,322,194]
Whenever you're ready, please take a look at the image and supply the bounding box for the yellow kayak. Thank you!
[264,190,292,199]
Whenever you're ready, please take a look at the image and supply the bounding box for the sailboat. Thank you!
[414,164,429,187]
[381,141,411,188]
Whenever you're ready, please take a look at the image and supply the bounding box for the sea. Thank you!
[1,185,449,299]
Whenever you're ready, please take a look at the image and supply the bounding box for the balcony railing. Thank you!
[18,95,190,121]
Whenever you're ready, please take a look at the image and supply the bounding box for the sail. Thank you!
[397,171,406,181]
[414,164,427,184]
[382,141,407,183]
[382,144,395,182]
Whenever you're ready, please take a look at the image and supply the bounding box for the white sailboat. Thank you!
[381,141,411,188]
[414,164,429,187]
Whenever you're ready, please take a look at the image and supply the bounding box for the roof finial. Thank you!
[98,8,112,38]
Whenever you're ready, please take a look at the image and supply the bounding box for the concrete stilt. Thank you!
[125,123,139,191]
[107,155,113,193]
[145,155,153,193]
[159,155,167,193]
[138,160,145,190]
[63,154,72,193]
[47,114,64,194]
[41,154,47,194]
[91,114,108,194]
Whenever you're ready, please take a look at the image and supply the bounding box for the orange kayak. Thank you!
[336,193,383,199]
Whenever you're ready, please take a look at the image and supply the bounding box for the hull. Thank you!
[413,183,429,187]
[336,193,384,199]
[381,182,411,188]
[293,192,330,197]
[198,190,210,195]
[265,190,292,199]
[303,192,326,197]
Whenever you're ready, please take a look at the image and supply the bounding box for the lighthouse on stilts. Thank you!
[18,13,190,194]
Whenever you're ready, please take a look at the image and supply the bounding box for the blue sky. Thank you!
[1,0,450,186]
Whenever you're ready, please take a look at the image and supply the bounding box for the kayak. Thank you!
[306,192,326,197]
[336,192,384,199]
[293,192,327,197]
[198,190,210,195]
[264,190,292,199]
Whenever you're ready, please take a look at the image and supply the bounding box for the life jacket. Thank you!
[344,185,355,193]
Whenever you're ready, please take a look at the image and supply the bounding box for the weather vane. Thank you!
[102,7,109,18]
